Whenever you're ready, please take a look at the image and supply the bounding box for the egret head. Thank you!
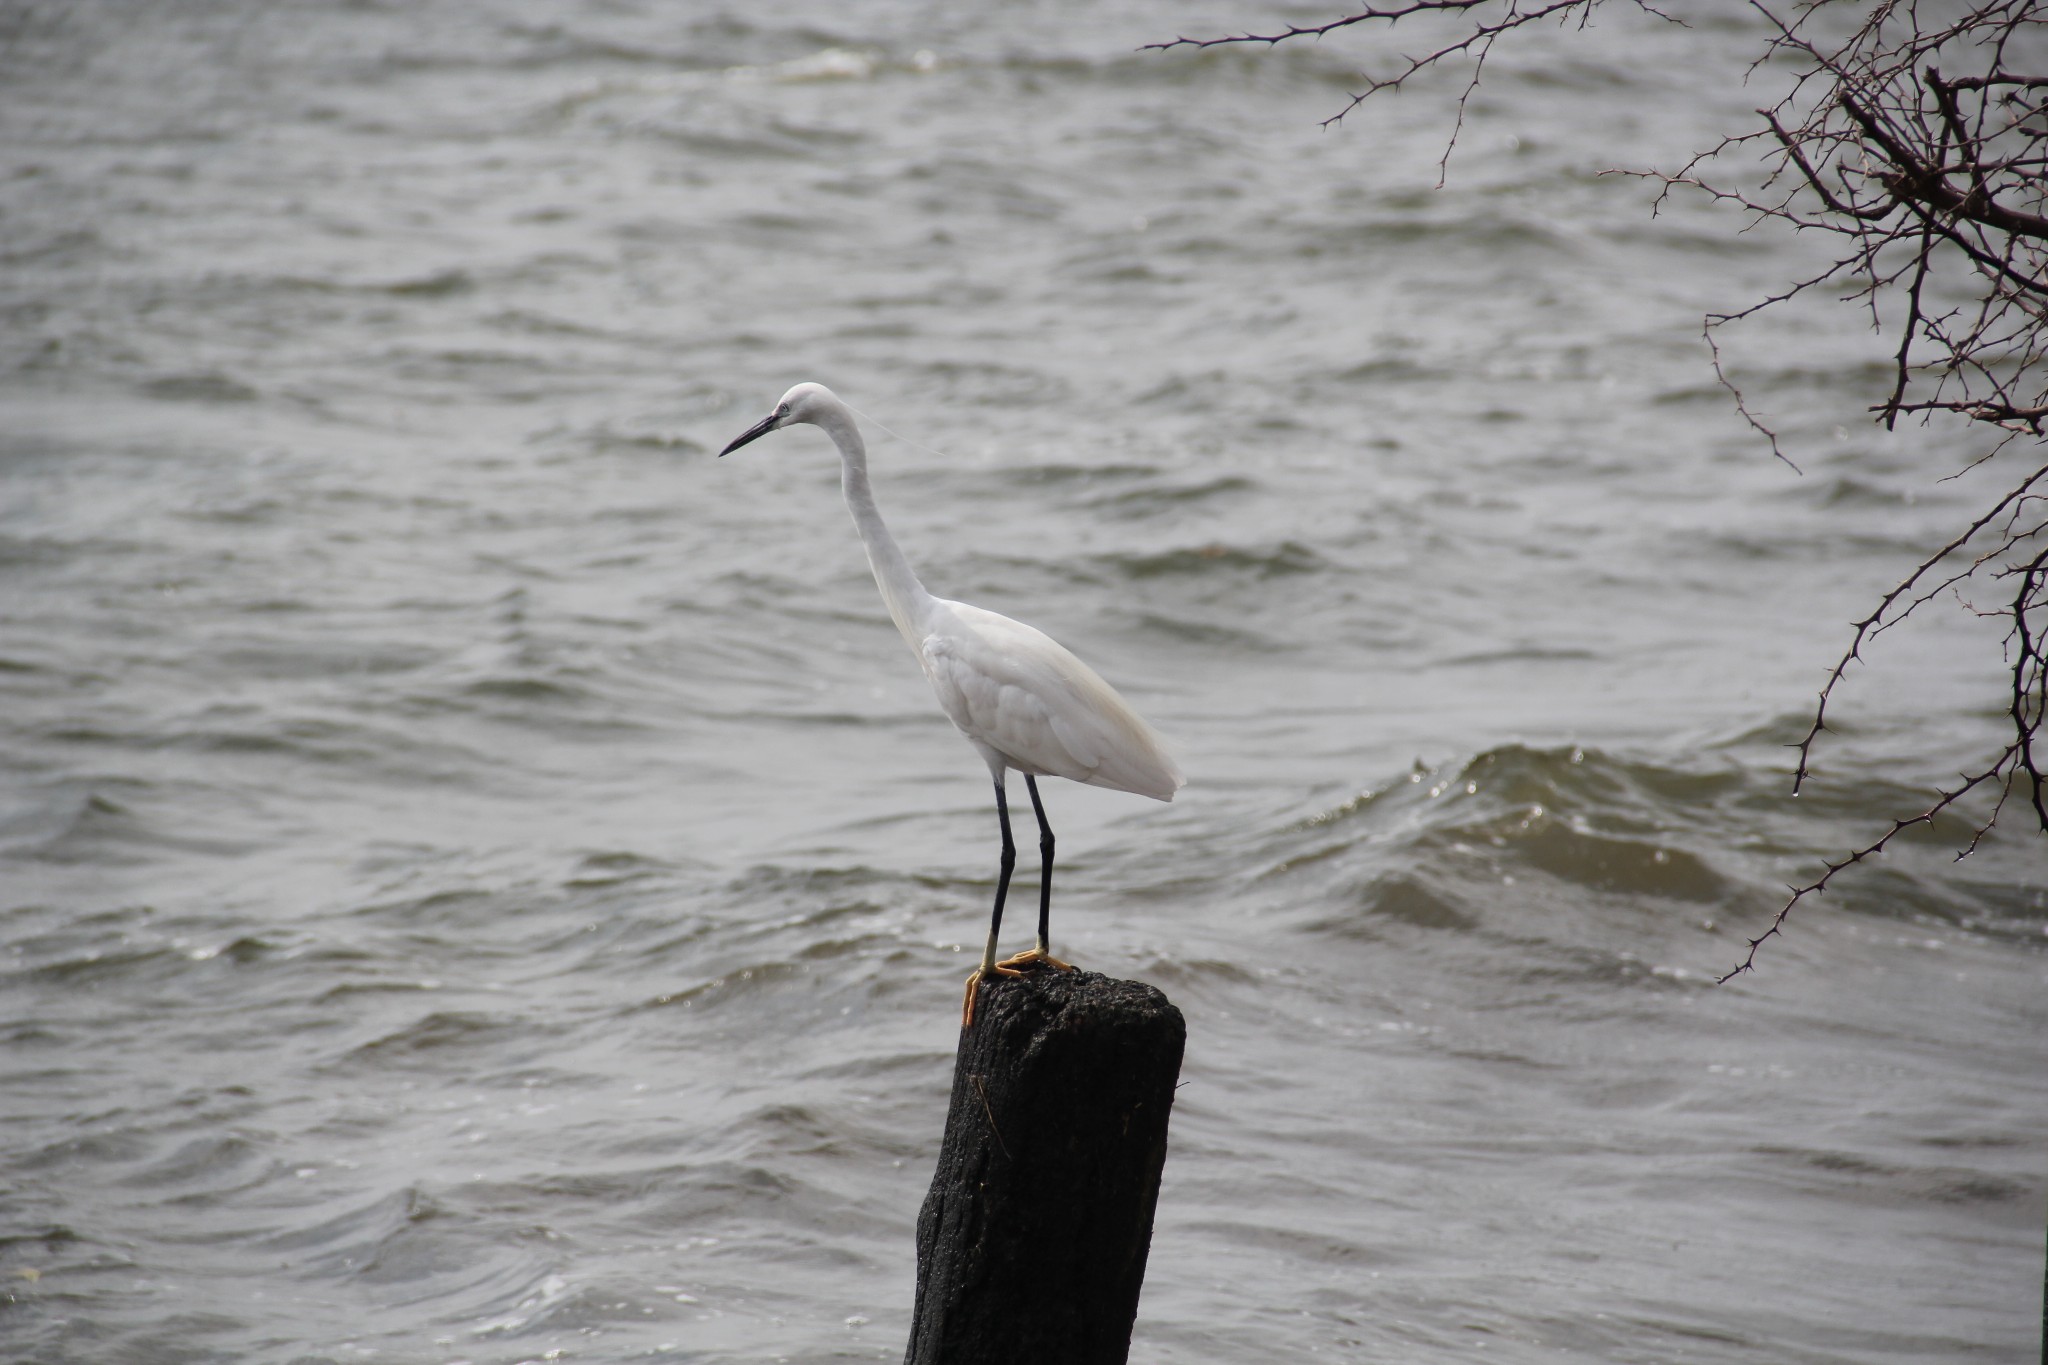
[719,382,840,456]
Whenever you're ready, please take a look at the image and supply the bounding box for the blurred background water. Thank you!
[2,1,2043,1361]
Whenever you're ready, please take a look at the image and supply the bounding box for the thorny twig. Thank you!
[1716,746,2021,983]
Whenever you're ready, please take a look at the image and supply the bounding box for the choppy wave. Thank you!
[1260,744,2048,954]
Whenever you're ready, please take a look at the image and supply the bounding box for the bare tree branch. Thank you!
[1149,0,2048,980]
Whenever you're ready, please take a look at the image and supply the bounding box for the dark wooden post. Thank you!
[905,966,1185,1365]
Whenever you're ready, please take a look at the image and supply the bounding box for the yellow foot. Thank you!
[960,959,1031,1029]
[993,948,1075,973]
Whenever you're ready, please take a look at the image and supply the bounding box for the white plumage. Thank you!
[921,603,1182,801]
[720,382,1182,1023]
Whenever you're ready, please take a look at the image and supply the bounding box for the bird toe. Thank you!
[993,948,1075,973]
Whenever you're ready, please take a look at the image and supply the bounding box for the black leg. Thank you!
[963,776,1020,1029]
[1025,774,1054,952]
[983,775,1016,970]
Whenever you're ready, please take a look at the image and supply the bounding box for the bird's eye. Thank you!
[774,404,790,419]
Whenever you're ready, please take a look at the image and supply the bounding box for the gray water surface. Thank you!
[3,2,2043,1362]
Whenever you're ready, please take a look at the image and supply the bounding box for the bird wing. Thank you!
[919,600,1183,801]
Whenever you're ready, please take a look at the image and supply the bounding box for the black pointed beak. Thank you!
[719,411,781,457]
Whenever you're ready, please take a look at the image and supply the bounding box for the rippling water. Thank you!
[3,2,2043,1361]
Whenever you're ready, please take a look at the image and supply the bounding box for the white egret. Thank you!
[720,383,1184,1026]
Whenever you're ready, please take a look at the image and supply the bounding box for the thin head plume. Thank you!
[842,398,956,463]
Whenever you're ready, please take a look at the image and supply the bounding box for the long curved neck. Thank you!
[815,403,935,650]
